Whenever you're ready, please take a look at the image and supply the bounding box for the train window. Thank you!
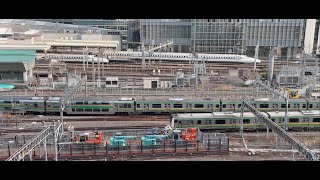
[215,120,225,124]
[289,118,299,123]
[195,104,204,108]
[288,104,290,108]
[137,104,140,108]
[101,102,109,105]
[271,119,275,122]
[152,104,161,108]
[128,104,131,108]
[76,108,83,112]
[208,120,211,124]
[222,104,226,108]
[93,109,100,112]
[197,120,201,125]
[187,120,190,125]
[123,104,128,108]
[259,104,269,108]
[4,101,11,103]
[313,118,320,122]
[72,108,76,112]
[34,104,38,108]
[106,81,111,85]
[281,104,286,108]
[173,104,182,108]
[309,104,313,108]
[102,109,109,112]
[216,104,220,108]
[302,104,306,108]
[229,104,232,108]
[85,109,92,112]
[243,119,250,124]
[174,120,178,123]
[84,102,88,105]
[238,104,241,108]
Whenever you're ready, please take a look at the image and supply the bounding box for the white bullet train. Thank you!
[104,51,260,64]
[38,53,109,63]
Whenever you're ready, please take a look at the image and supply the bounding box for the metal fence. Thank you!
[0,133,229,160]
[3,86,273,100]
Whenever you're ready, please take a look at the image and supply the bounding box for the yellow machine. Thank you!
[280,88,300,99]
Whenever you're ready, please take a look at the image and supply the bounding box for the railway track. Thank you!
[0,125,161,134]
[1,115,170,123]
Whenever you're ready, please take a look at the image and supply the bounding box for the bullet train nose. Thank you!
[246,58,261,63]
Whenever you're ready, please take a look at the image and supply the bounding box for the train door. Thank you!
[115,103,119,112]
[232,104,236,112]
[143,103,149,112]
[186,103,192,112]
[164,103,170,112]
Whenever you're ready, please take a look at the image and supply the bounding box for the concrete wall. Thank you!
[7,37,34,44]
[143,77,159,89]
[228,68,239,76]
[304,19,316,55]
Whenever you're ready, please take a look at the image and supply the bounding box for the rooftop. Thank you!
[0,49,36,63]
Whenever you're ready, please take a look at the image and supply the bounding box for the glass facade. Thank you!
[140,19,191,52]
[35,19,307,58]
[191,19,244,54]
[313,19,320,54]
[243,19,304,59]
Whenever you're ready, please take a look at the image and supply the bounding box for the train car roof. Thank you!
[300,110,320,116]
[71,97,133,102]
[266,111,303,117]
[306,99,320,102]
[137,98,220,102]
[250,98,307,103]
[173,112,254,119]
[19,99,45,103]
[0,96,33,101]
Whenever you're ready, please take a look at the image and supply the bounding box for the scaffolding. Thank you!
[5,120,63,161]
[59,77,86,135]
[254,79,289,131]
[240,99,318,161]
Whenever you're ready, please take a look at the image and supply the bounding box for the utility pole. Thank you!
[254,41,259,73]
[299,50,305,87]
[142,43,146,71]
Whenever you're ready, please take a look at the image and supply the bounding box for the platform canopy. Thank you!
[0,49,36,63]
